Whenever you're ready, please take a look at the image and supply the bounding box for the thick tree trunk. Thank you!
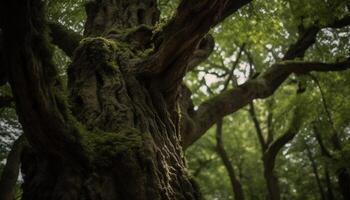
[2,0,201,199]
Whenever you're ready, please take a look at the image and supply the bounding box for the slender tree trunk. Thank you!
[304,140,326,200]
[263,160,281,200]
[336,168,350,200]
[216,119,245,200]
[324,166,335,200]
[314,125,350,200]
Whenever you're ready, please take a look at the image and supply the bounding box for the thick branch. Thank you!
[284,15,350,60]
[48,22,82,57]
[187,35,215,71]
[328,15,350,29]
[183,59,350,148]
[283,26,319,60]
[135,0,252,75]
[0,135,26,200]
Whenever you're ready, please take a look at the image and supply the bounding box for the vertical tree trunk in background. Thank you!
[304,140,326,200]
[314,124,350,200]
[216,119,245,200]
[263,161,281,200]
[336,169,350,200]
[324,167,335,200]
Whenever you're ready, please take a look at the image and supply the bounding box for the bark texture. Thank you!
[2,0,253,199]
[1,0,350,199]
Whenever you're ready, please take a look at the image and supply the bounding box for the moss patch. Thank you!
[79,37,118,71]
[81,127,143,168]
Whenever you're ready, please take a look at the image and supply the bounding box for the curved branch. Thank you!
[263,102,302,170]
[182,15,350,148]
[135,0,252,75]
[187,35,215,71]
[48,22,82,57]
[183,58,350,148]
[0,135,26,200]
[283,26,319,60]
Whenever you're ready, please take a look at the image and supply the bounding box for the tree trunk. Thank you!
[304,140,326,200]
[216,119,245,200]
[263,161,281,200]
[336,168,350,200]
[324,167,335,200]
[2,0,201,199]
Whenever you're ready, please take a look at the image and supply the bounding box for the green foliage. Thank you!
[1,0,350,199]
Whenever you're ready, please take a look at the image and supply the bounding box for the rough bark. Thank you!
[1,0,350,199]
[216,119,245,200]
[0,135,27,200]
[2,0,245,199]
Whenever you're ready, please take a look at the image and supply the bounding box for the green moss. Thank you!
[81,127,143,168]
[79,37,118,71]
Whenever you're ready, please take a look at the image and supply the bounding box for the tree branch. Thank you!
[284,15,350,60]
[187,35,215,71]
[248,102,267,151]
[183,58,350,148]
[182,14,350,148]
[48,22,82,57]
[313,124,333,158]
[134,0,252,75]
[0,135,26,200]
[263,102,303,170]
